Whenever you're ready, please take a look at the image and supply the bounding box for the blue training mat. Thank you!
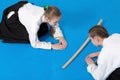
[0,0,120,80]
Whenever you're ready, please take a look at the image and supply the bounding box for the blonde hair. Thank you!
[44,6,61,20]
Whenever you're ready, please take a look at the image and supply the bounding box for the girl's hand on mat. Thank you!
[85,56,95,65]
[59,37,67,48]
[51,43,66,50]
[88,52,99,58]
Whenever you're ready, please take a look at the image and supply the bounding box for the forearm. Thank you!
[86,56,96,65]
[86,53,107,80]
[29,34,52,49]
[88,52,100,58]
[95,52,100,56]
[52,24,63,40]
[51,37,67,50]
[87,64,106,80]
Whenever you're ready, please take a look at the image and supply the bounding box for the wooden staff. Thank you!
[62,19,103,69]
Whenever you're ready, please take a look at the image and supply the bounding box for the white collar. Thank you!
[41,15,45,22]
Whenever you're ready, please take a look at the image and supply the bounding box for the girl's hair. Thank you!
[89,25,109,38]
[44,5,61,19]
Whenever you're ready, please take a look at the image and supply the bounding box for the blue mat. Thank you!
[0,0,120,80]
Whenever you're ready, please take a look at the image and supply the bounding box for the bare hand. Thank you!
[88,52,99,58]
[59,37,67,48]
[85,52,99,65]
[51,37,67,50]
[85,56,95,65]
[51,43,66,50]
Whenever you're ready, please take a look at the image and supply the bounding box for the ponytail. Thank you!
[44,5,49,11]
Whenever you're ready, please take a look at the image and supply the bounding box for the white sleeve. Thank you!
[87,63,107,80]
[18,4,51,49]
[53,23,63,39]
[87,50,108,80]
[28,24,52,49]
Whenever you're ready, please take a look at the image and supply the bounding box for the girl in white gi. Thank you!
[85,25,120,80]
[0,1,67,50]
